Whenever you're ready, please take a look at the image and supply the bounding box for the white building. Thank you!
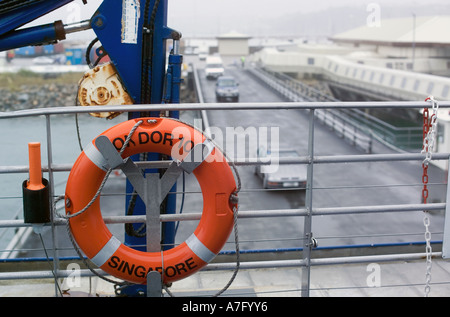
[331,16,450,76]
[249,16,450,102]
[217,31,251,57]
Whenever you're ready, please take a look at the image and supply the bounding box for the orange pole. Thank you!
[27,142,45,190]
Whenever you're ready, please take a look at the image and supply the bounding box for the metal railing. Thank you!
[248,66,424,152]
[248,66,338,102]
[0,99,449,297]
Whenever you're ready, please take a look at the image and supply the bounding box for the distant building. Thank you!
[249,16,450,171]
[217,31,251,56]
[331,16,450,76]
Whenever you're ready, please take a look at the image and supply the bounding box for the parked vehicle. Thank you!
[205,55,224,79]
[215,76,239,102]
[32,56,55,65]
[198,51,207,61]
[255,149,307,189]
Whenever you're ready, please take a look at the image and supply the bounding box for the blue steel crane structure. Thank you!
[0,0,183,296]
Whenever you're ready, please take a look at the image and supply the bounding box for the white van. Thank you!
[205,56,224,79]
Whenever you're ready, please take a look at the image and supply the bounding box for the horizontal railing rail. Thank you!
[0,202,446,230]
[1,100,450,119]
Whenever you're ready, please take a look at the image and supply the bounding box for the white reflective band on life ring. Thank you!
[185,234,216,263]
[83,142,109,171]
[90,236,121,267]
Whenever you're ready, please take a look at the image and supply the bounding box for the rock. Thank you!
[1,84,79,111]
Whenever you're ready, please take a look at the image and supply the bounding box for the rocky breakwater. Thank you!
[0,83,78,112]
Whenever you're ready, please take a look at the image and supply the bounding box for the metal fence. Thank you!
[0,98,449,297]
[248,66,424,152]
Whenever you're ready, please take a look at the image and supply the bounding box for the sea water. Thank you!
[0,113,126,252]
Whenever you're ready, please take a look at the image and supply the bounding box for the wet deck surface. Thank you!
[1,256,450,297]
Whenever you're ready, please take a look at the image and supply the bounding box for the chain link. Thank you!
[422,107,430,204]
[423,214,432,297]
[422,96,439,165]
[421,96,439,297]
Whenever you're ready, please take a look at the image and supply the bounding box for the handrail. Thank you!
[0,202,446,230]
[0,100,449,120]
[0,251,443,282]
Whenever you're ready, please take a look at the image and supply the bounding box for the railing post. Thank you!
[441,156,450,259]
[45,115,60,297]
[301,108,315,297]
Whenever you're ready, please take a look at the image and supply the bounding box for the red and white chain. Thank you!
[422,96,439,297]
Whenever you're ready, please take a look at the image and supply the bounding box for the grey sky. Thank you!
[167,0,448,19]
[33,0,450,38]
[168,0,430,14]
[168,0,450,37]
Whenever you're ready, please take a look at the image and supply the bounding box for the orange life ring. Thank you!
[65,118,237,284]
